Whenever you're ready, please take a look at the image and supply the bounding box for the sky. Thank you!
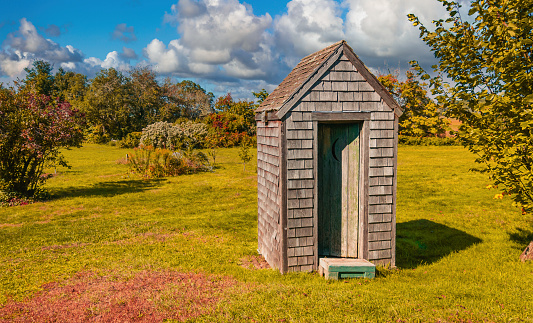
[0,0,454,99]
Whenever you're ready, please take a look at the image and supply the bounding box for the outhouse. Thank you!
[256,40,402,273]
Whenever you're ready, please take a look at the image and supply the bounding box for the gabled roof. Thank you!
[256,40,402,118]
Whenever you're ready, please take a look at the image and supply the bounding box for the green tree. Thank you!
[82,68,133,142]
[130,67,164,129]
[21,60,56,96]
[0,90,85,198]
[252,89,269,104]
[408,0,533,212]
[162,80,214,121]
[378,71,448,137]
[54,68,88,105]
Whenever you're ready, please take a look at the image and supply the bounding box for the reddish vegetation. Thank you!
[0,271,238,322]
[240,255,270,270]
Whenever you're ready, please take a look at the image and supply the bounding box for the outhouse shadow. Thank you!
[51,179,167,199]
[396,219,482,269]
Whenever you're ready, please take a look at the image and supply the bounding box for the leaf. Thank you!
[524,94,533,104]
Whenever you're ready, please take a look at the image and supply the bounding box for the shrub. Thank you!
[140,121,208,150]
[140,122,182,149]
[0,91,85,198]
[176,121,209,149]
[128,146,210,178]
[398,135,460,146]
[119,132,142,148]
[203,112,256,148]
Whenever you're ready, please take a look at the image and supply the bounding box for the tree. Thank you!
[378,71,448,137]
[408,0,533,212]
[82,68,133,142]
[54,68,88,105]
[161,80,214,121]
[130,67,164,129]
[0,90,85,198]
[252,89,269,104]
[21,60,56,96]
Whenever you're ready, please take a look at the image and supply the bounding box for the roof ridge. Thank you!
[257,41,344,113]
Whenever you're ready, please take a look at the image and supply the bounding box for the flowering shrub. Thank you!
[0,91,85,198]
[140,121,182,149]
[176,121,208,148]
[140,121,208,150]
[128,146,210,178]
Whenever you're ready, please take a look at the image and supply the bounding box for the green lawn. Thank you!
[0,144,532,322]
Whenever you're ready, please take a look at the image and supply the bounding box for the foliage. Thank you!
[203,93,257,148]
[0,91,85,197]
[139,121,182,149]
[378,71,449,137]
[238,137,253,172]
[128,146,210,178]
[129,67,165,129]
[399,135,459,146]
[119,132,142,149]
[81,68,133,142]
[139,121,208,150]
[161,80,214,121]
[54,68,88,105]
[408,0,533,212]
[21,61,56,96]
[252,89,269,104]
[176,120,209,149]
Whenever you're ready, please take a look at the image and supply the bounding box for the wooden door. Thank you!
[318,123,360,258]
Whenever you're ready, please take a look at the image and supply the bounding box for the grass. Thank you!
[0,144,532,322]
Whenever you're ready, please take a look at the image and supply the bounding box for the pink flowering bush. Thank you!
[0,90,85,199]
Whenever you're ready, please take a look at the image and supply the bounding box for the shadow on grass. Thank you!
[52,179,167,199]
[508,228,533,246]
[396,219,482,269]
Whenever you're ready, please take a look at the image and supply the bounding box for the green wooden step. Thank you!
[319,258,375,280]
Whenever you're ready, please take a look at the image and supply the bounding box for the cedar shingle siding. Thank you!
[256,41,401,273]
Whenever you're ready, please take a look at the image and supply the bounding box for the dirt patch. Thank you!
[240,255,270,270]
[0,270,239,322]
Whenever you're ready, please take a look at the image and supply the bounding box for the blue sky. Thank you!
[0,0,451,99]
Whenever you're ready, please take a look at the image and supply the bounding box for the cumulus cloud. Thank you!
[0,18,84,77]
[343,0,445,68]
[274,0,345,62]
[111,23,137,43]
[146,0,280,82]
[84,51,132,71]
[145,0,446,97]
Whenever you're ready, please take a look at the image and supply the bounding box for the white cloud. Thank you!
[274,0,345,60]
[146,0,277,81]
[0,18,84,77]
[143,39,187,74]
[344,0,445,67]
[84,51,131,71]
[0,51,31,77]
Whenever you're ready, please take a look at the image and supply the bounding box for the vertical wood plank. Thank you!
[391,116,398,267]
[347,123,360,257]
[281,122,288,273]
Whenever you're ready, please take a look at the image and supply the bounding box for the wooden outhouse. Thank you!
[255,40,402,273]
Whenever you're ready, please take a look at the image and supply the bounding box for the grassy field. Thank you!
[0,144,532,322]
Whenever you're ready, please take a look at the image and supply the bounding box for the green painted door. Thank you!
[318,123,360,258]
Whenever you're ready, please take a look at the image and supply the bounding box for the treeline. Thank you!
[8,60,263,147]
